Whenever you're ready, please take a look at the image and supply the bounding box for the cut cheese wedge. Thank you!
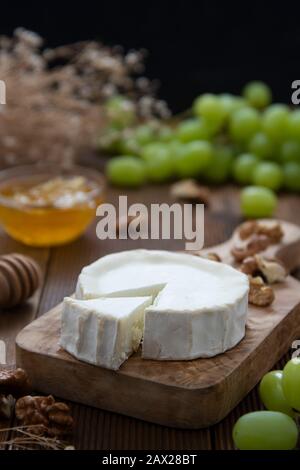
[60,296,152,370]
[73,249,249,363]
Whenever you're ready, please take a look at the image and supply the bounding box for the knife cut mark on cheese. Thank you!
[61,249,249,369]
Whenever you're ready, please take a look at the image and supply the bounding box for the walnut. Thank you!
[238,220,284,244]
[231,234,272,262]
[231,246,248,262]
[256,223,284,244]
[239,220,258,240]
[247,234,272,253]
[16,395,51,435]
[0,368,31,398]
[170,179,210,205]
[248,276,275,307]
[240,254,287,285]
[196,252,221,262]
[47,402,74,437]
[255,255,287,284]
[15,395,73,437]
[240,256,259,275]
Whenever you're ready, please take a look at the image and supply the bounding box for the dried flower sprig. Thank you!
[0,425,74,450]
[0,28,169,166]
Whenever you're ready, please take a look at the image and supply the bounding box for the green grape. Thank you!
[145,155,173,182]
[177,118,211,143]
[141,142,168,160]
[193,94,226,129]
[282,358,300,411]
[105,95,136,129]
[283,162,300,191]
[248,132,273,159]
[262,104,289,141]
[117,136,140,155]
[203,145,234,183]
[252,161,283,190]
[106,156,146,187]
[288,109,300,139]
[165,141,185,165]
[280,140,300,163]
[233,153,259,184]
[259,371,295,417]
[240,186,277,218]
[175,141,213,178]
[219,94,247,116]
[232,411,298,450]
[242,81,272,109]
[134,124,156,146]
[166,140,183,155]
[140,143,173,182]
[158,126,174,142]
[229,107,261,142]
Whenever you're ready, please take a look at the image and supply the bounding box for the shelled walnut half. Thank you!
[231,234,271,262]
[240,255,287,284]
[255,255,286,284]
[239,220,259,240]
[15,395,73,437]
[248,276,275,307]
[238,220,284,244]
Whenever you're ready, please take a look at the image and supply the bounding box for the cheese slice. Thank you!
[74,249,249,362]
[60,296,152,370]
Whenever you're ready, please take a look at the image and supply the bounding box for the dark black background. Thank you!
[1,1,299,112]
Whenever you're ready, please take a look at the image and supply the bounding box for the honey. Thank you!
[0,173,104,247]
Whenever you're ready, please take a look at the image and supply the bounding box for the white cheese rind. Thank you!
[60,296,152,370]
[74,250,249,361]
[143,291,248,360]
[76,250,248,305]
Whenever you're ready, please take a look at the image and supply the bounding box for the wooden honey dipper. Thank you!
[0,254,41,309]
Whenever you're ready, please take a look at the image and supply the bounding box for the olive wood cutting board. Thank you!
[16,220,300,429]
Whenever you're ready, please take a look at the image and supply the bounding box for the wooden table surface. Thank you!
[0,182,299,450]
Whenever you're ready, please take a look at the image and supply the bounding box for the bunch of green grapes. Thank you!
[232,358,300,450]
[102,83,300,212]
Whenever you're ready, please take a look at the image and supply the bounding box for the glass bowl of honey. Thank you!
[0,164,105,247]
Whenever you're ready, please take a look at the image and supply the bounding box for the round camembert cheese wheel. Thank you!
[70,249,249,364]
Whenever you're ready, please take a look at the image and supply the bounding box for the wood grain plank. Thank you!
[71,404,212,450]
[0,228,49,445]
